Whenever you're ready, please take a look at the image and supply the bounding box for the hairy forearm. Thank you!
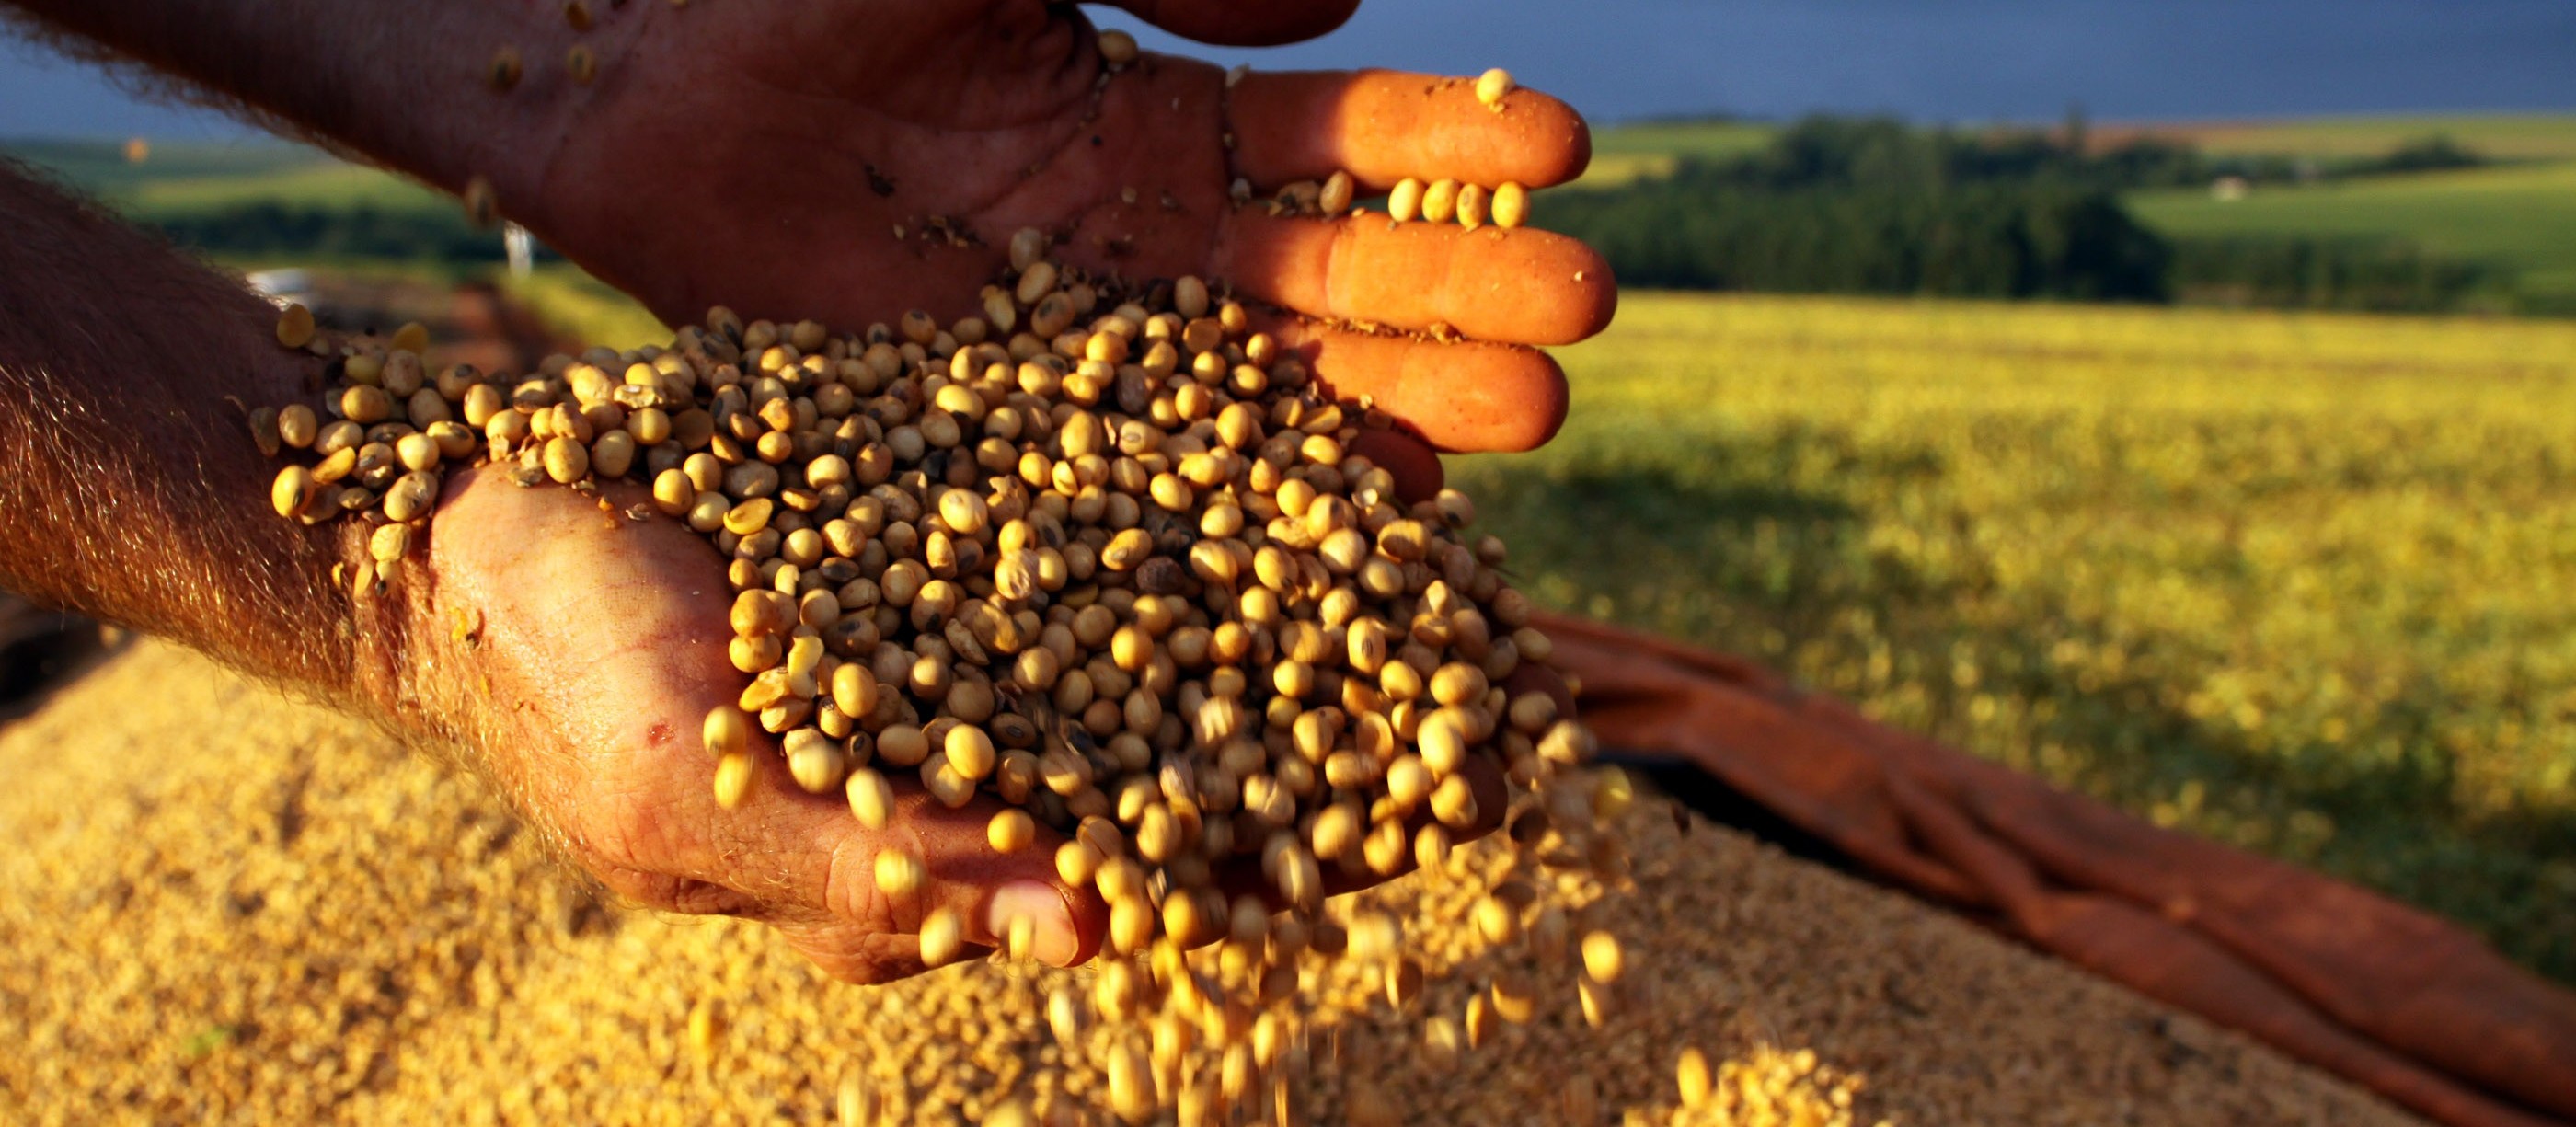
[2,0,622,228]
[0,162,399,706]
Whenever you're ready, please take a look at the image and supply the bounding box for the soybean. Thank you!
[236,224,1635,1124]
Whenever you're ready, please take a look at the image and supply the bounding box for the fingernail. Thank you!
[988,880,1079,967]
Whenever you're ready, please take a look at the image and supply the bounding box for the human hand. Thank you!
[2,0,1581,985]
[514,0,1612,458]
[403,458,1524,984]
[16,1,1608,459]
[423,6,1590,963]
[402,466,1104,983]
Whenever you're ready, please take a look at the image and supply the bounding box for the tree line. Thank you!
[148,200,546,267]
[1545,116,2500,313]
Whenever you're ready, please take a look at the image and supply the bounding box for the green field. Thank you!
[2107,112,2576,161]
[1591,111,2576,167]
[1572,113,2576,311]
[7,138,325,197]
[1581,119,1776,187]
[500,265,670,349]
[2129,160,2576,307]
[6,138,443,213]
[4,138,676,340]
[1459,292,2576,983]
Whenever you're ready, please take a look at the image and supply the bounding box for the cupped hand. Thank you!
[404,466,1103,983]
[404,0,1592,984]
[397,465,1516,983]
[515,0,1613,457]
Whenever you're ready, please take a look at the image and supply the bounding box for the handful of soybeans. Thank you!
[255,229,1635,1123]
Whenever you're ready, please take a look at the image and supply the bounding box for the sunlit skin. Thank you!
[403,0,1602,982]
[519,0,1613,454]
[2,0,1608,983]
[408,456,1527,983]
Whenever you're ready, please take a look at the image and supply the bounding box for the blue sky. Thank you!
[5,0,2572,139]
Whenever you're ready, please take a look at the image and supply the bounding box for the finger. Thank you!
[1230,69,1593,190]
[1345,429,1444,503]
[1255,311,1568,453]
[1101,0,1360,46]
[1222,211,1616,347]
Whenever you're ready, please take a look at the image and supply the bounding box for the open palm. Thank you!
[523,0,1613,455]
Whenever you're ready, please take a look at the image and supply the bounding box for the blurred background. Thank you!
[4,0,2573,987]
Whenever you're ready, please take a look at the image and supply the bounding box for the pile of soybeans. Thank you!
[205,230,2426,1126]
[250,231,1633,1124]
[0,642,2419,1125]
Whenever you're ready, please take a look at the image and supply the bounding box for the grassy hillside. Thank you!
[497,266,669,351]
[2104,112,2576,161]
[2129,160,2576,308]
[6,138,487,272]
[1565,114,2576,313]
[1583,112,2576,182]
[5,138,443,213]
[1581,119,1776,187]
[1460,292,2576,983]
[5,138,656,338]
[6,138,329,198]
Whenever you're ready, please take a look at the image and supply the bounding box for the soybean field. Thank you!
[1459,293,2576,983]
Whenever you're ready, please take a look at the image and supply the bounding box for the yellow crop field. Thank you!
[1457,293,2576,982]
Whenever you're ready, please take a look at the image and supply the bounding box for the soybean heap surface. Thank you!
[1456,292,2576,986]
[0,643,2413,1124]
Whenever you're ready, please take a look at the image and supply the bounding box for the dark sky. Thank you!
[4,0,2571,139]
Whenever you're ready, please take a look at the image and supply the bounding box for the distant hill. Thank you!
[1,137,665,349]
[2102,115,2576,311]
[1581,119,1776,187]
[1562,113,2576,314]
[5,138,446,213]
[2128,160,2576,312]
[2092,112,2576,161]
